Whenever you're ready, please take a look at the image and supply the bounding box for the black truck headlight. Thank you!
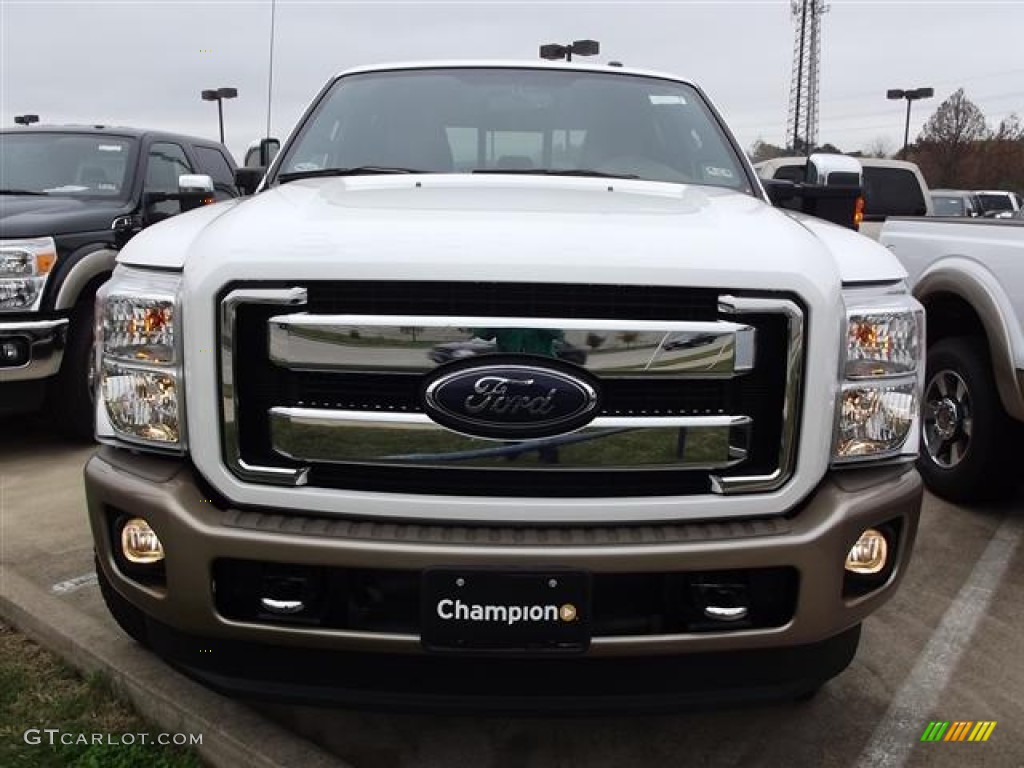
[0,237,57,311]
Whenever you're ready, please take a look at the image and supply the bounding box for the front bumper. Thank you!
[0,317,67,383]
[85,447,922,706]
[0,318,68,415]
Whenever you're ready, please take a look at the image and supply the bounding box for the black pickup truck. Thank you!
[0,125,238,437]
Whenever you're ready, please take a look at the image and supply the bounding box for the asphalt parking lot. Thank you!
[1,417,1021,768]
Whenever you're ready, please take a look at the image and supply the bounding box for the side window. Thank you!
[145,142,193,218]
[861,168,927,217]
[773,164,807,183]
[193,145,238,200]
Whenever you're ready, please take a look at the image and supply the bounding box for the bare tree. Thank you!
[994,113,1023,141]
[748,138,790,163]
[864,136,892,158]
[917,89,990,186]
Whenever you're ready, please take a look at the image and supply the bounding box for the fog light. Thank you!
[845,528,888,574]
[120,518,165,564]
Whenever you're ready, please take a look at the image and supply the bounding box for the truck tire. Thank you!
[96,556,150,647]
[918,336,1015,502]
[50,296,97,441]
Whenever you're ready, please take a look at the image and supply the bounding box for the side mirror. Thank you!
[177,174,215,212]
[245,138,280,168]
[764,178,864,230]
[179,174,214,193]
[259,138,280,167]
[762,178,798,206]
[235,166,265,196]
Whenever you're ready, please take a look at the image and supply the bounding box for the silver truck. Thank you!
[881,217,1024,501]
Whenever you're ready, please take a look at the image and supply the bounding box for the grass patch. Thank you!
[0,621,202,768]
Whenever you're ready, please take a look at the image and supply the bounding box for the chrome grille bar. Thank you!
[268,314,756,378]
[270,407,751,471]
[711,296,804,495]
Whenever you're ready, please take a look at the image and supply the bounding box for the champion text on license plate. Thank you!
[420,568,591,654]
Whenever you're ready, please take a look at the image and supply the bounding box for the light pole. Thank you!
[887,87,934,158]
[14,114,39,126]
[539,39,600,62]
[201,87,238,144]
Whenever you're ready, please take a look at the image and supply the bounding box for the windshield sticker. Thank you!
[704,166,735,179]
[650,94,687,105]
[97,144,123,152]
[44,185,89,193]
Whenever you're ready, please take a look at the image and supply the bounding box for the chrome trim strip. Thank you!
[221,288,310,486]
[269,407,751,470]
[267,314,756,378]
[711,295,804,494]
[273,407,749,430]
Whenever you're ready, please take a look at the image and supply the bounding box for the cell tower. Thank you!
[786,0,828,153]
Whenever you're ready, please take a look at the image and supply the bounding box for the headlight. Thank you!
[95,267,185,451]
[833,287,924,464]
[0,237,57,311]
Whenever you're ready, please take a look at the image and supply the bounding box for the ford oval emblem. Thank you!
[422,357,601,440]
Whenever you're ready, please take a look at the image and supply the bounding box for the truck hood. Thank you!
[0,194,130,238]
[117,175,905,292]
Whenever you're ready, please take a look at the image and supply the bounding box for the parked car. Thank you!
[975,189,1023,217]
[880,216,1024,501]
[86,60,924,709]
[929,189,983,217]
[755,156,932,239]
[0,125,237,437]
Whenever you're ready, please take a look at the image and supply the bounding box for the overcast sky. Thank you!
[2,0,1022,163]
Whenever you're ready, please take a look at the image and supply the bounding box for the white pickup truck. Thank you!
[881,217,1024,501]
[85,61,925,709]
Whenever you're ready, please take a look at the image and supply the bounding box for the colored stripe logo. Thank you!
[920,721,996,742]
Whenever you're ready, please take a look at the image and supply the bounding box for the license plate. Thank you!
[420,568,591,654]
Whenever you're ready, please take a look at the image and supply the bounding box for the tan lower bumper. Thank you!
[85,446,922,657]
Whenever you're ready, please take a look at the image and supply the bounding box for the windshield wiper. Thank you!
[471,168,640,179]
[0,188,48,196]
[277,166,426,183]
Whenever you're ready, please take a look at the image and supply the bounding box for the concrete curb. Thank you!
[0,564,349,768]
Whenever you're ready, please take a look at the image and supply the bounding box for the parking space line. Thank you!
[857,514,1023,768]
[51,572,97,595]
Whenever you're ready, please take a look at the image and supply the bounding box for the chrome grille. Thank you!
[220,282,803,498]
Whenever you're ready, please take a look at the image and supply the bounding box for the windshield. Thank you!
[276,68,751,192]
[977,193,1012,212]
[0,132,136,198]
